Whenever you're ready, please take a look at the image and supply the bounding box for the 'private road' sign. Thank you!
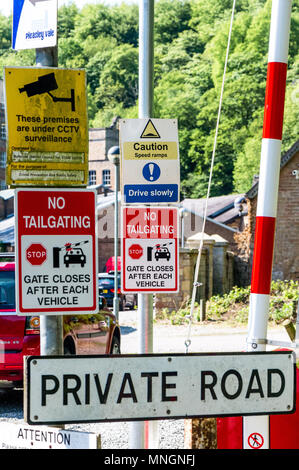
[4,66,88,187]
[122,206,179,293]
[13,0,58,50]
[120,118,180,204]
[15,188,98,315]
[24,351,296,425]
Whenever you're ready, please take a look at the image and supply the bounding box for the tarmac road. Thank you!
[119,309,290,355]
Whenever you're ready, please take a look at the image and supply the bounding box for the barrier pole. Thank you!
[243,0,292,449]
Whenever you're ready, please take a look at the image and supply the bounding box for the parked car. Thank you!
[98,272,137,311]
[0,261,121,389]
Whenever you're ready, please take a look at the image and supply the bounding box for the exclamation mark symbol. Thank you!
[149,163,154,180]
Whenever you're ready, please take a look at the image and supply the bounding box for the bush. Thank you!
[155,300,199,325]
[155,280,298,326]
[206,280,298,324]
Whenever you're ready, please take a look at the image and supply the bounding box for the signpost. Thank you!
[12,0,58,51]
[4,66,88,187]
[15,188,98,315]
[122,206,179,293]
[120,118,180,204]
[24,351,296,425]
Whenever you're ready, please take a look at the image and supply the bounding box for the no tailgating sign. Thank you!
[122,206,179,293]
[15,188,98,315]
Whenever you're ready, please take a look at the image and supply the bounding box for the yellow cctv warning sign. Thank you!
[4,67,88,187]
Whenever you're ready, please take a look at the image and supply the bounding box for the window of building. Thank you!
[0,152,6,168]
[102,169,111,186]
[88,170,96,185]
[0,125,6,140]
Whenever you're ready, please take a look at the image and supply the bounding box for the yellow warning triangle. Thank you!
[140,119,160,138]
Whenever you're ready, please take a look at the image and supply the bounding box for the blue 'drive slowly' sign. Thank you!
[124,184,178,203]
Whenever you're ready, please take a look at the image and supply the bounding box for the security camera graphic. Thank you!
[19,72,76,111]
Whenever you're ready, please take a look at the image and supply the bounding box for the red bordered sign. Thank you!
[248,432,264,449]
[15,188,98,315]
[122,206,179,293]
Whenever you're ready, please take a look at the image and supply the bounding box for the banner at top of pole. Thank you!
[12,0,58,50]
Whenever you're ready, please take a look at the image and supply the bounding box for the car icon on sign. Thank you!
[64,248,86,268]
[154,246,170,261]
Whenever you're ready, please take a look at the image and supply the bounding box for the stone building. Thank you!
[88,117,119,192]
[234,139,299,285]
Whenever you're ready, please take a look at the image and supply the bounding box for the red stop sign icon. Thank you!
[26,243,47,266]
[128,244,143,260]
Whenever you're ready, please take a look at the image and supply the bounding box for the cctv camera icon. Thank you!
[19,72,75,111]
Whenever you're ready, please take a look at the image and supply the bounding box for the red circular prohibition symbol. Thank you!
[248,432,264,449]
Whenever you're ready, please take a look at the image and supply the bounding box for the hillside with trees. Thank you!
[0,0,298,198]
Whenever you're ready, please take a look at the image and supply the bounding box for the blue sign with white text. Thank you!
[124,184,179,203]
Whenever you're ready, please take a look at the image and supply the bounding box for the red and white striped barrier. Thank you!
[244,0,292,449]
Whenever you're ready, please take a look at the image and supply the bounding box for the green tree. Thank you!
[58,3,79,38]
[154,0,192,44]
[94,44,138,109]
[0,14,11,52]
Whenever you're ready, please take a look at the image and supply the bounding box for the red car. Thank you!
[0,261,121,388]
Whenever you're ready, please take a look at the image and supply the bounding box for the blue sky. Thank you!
[0,0,138,17]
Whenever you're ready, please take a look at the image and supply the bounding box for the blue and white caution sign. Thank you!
[120,118,180,204]
[12,0,57,50]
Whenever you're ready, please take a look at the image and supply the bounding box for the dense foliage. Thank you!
[0,0,298,197]
[156,280,299,325]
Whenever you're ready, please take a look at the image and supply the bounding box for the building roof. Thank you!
[246,139,299,199]
[0,215,14,244]
[0,189,14,201]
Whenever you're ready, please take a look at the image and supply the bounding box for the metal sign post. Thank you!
[34,7,62,357]
[244,0,292,449]
[129,0,156,449]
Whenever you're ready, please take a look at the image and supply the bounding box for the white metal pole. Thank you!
[129,0,158,450]
[108,146,120,322]
[243,0,292,449]
[36,42,63,356]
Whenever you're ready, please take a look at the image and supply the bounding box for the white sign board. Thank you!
[15,188,98,315]
[24,352,296,425]
[122,206,179,293]
[12,0,57,50]
[120,118,180,204]
[0,422,99,449]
